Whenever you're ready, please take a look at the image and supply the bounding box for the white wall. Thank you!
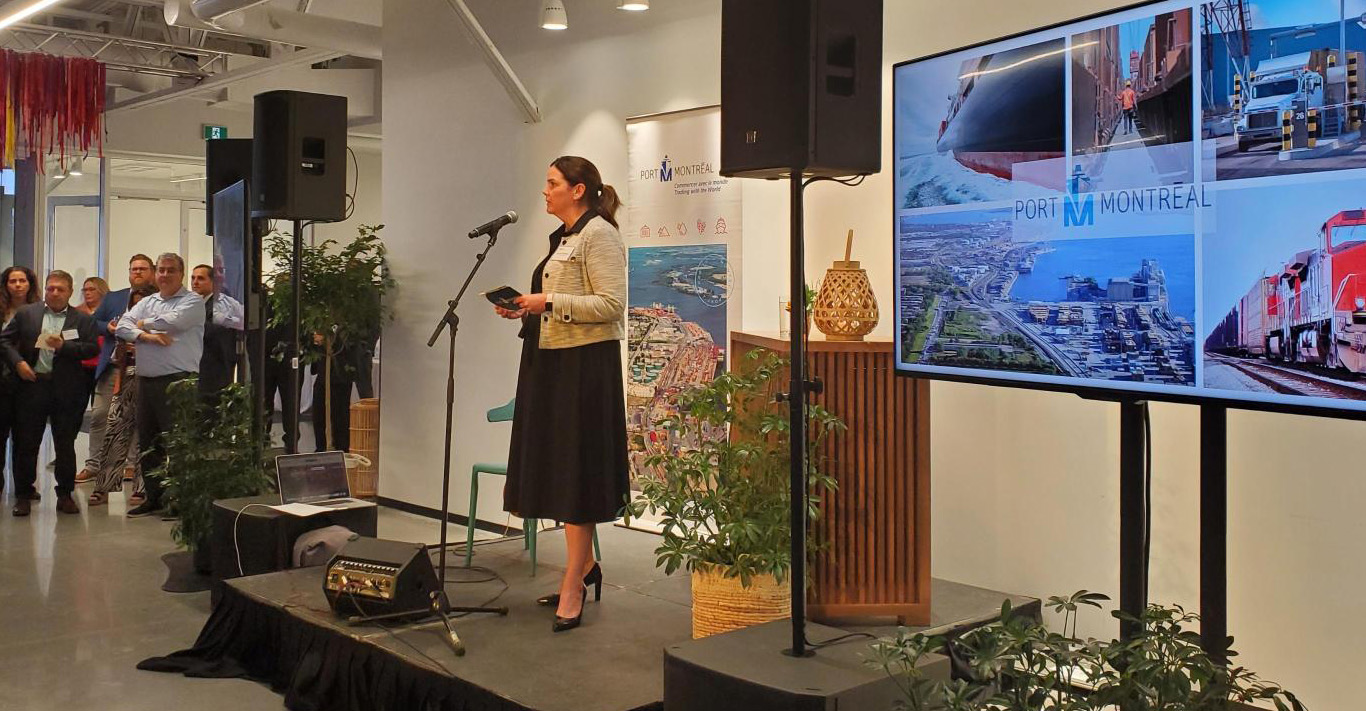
[382,2,1362,709]
[311,146,383,248]
[108,198,181,280]
[106,102,254,159]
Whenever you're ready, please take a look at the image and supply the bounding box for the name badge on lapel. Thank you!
[549,238,579,262]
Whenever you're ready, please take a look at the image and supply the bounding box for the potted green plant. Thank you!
[266,223,393,451]
[869,591,1306,711]
[625,349,843,638]
[154,379,275,572]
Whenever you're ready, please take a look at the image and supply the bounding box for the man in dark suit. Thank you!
[191,263,243,401]
[79,254,154,482]
[261,278,302,450]
[0,270,98,516]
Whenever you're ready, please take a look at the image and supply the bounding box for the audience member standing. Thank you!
[117,253,204,518]
[311,335,359,453]
[76,277,107,315]
[0,266,38,323]
[74,277,109,403]
[261,280,302,450]
[0,271,98,516]
[80,256,154,484]
[1,266,40,497]
[87,284,155,507]
[191,264,243,400]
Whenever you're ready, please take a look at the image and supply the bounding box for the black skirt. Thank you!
[503,322,630,524]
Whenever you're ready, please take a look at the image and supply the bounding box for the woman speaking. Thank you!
[494,156,629,633]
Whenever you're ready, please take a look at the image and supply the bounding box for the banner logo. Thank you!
[1063,193,1095,227]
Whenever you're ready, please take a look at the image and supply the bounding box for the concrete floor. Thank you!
[0,425,482,711]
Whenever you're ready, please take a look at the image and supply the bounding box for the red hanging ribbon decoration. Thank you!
[0,49,106,171]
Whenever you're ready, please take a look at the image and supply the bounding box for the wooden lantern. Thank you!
[813,230,879,341]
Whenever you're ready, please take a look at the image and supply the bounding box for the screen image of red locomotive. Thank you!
[1204,209,1366,399]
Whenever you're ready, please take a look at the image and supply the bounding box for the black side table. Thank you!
[211,494,379,581]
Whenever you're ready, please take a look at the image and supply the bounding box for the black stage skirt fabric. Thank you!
[503,329,630,524]
[137,582,517,711]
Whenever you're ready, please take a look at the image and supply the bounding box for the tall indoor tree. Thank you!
[267,223,392,450]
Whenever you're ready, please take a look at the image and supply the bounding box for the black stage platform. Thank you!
[139,524,1036,711]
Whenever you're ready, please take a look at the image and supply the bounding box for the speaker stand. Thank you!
[287,219,303,454]
[781,173,815,658]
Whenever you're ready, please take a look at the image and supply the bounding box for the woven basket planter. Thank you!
[347,398,380,497]
[690,565,791,639]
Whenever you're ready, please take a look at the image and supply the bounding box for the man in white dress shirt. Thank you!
[116,253,204,518]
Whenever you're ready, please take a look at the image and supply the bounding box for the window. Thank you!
[46,155,102,286]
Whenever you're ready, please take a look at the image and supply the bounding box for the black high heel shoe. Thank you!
[537,563,603,606]
[553,586,587,633]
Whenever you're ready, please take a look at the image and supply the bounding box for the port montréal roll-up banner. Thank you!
[624,106,742,530]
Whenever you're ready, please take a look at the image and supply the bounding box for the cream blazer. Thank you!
[539,214,626,349]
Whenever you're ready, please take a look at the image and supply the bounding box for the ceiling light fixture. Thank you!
[541,0,567,30]
[617,0,648,10]
[67,162,83,177]
[0,0,65,30]
[170,175,208,183]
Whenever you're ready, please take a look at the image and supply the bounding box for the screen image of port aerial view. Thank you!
[626,245,729,480]
[896,210,1197,386]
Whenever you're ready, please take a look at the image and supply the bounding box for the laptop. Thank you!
[275,451,373,510]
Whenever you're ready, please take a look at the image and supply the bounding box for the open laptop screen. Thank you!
[276,451,350,504]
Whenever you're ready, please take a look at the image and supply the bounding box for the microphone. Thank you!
[468,211,518,239]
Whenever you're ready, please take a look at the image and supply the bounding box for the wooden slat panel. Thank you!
[730,332,930,624]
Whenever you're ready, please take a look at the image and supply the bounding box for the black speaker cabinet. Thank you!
[721,0,883,179]
[205,138,252,236]
[324,537,439,617]
[251,90,348,222]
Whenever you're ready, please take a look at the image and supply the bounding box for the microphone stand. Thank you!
[420,226,512,654]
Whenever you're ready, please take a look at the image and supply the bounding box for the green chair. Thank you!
[465,398,601,574]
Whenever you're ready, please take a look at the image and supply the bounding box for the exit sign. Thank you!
[203,125,228,140]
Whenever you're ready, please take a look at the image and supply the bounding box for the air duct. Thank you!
[163,0,382,60]
[164,0,217,32]
[189,0,271,21]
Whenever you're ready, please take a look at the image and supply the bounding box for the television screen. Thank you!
[212,179,248,332]
[893,0,1366,416]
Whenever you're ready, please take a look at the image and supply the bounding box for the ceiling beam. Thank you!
[40,8,119,24]
[122,5,139,36]
[442,0,541,123]
[107,46,341,114]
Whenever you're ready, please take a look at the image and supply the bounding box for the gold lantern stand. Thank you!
[813,230,879,341]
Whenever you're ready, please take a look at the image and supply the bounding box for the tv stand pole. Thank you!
[1200,405,1228,665]
[1118,399,1148,642]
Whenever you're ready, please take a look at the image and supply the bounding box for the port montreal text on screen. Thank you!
[1014,185,1213,224]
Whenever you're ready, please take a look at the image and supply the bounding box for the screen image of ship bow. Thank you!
[935,39,1066,181]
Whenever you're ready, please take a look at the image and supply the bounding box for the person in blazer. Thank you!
[0,270,98,516]
[494,156,629,633]
[191,263,244,401]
